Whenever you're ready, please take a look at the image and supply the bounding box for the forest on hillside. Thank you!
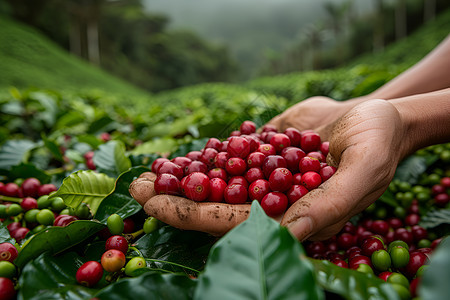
[1,0,450,92]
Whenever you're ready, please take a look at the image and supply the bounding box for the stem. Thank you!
[128,246,143,258]
[0,195,22,203]
[129,229,144,240]
[143,258,200,274]
[45,167,67,176]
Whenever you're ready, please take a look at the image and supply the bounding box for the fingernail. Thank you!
[287,217,313,241]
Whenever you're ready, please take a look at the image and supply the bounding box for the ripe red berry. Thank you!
[247,152,266,168]
[431,184,445,195]
[101,249,126,273]
[76,261,103,287]
[284,128,302,147]
[200,148,219,168]
[244,168,264,183]
[226,157,247,176]
[151,158,170,173]
[2,183,19,197]
[154,174,181,196]
[157,161,184,180]
[300,132,321,152]
[258,144,276,156]
[228,176,249,189]
[394,228,414,245]
[224,184,248,204]
[370,220,390,236]
[440,176,450,188]
[434,193,450,207]
[261,124,278,133]
[320,165,336,182]
[270,133,291,153]
[170,157,192,171]
[349,255,372,270]
[299,156,321,173]
[306,151,325,162]
[411,225,428,242]
[185,151,202,161]
[207,168,228,181]
[20,197,38,211]
[0,243,18,263]
[378,271,392,282]
[249,179,271,202]
[12,227,30,242]
[292,173,302,185]
[404,214,420,226]
[286,184,308,205]
[331,258,348,268]
[185,161,208,175]
[214,152,229,169]
[21,177,41,198]
[229,130,241,137]
[106,235,129,254]
[204,138,223,151]
[281,147,305,173]
[183,172,211,202]
[38,184,57,196]
[337,233,356,250]
[300,171,322,190]
[240,121,257,135]
[53,215,78,227]
[243,135,261,153]
[320,142,330,156]
[123,218,135,233]
[404,252,428,278]
[261,192,288,217]
[262,155,287,178]
[208,178,227,202]
[227,137,250,158]
[361,236,385,257]
[268,168,292,192]
[0,277,16,300]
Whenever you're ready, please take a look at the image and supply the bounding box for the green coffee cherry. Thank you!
[387,273,410,288]
[390,246,410,269]
[417,239,431,249]
[24,209,40,223]
[36,209,55,226]
[143,217,159,234]
[7,204,23,216]
[416,265,429,277]
[388,240,409,253]
[75,203,91,219]
[124,257,146,276]
[37,195,52,209]
[31,225,47,234]
[51,197,66,211]
[390,283,411,300]
[0,205,8,218]
[0,261,17,278]
[356,263,373,274]
[371,249,391,271]
[107,214,124,235]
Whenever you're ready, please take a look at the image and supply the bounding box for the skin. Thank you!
[130,35,450,241]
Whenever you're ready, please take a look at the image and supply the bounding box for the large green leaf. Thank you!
[0,139,35,170]
[0,222,15,244]
[95,167,148,223]
[49,170,115,214]
[94,271,196,300]
[93,140,132,177]
[18,251,98,300]
[309,259,399,300]
[133,226,216,275]
[42,134,64,162]
[194,201,324,300]
[419,236,450,299]
[394,154,438,184]
[15,220,105,269]
[419,208,450,236]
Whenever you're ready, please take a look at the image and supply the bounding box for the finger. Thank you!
[129,178,156,206]
[281,145,392,241]
[144,195,251,236]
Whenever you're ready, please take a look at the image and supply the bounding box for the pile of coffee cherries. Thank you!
[151,121,334,217]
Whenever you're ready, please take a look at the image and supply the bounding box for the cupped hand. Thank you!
[267,96,359,140]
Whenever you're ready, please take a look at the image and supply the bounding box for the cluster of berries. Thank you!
[152,121,334,217]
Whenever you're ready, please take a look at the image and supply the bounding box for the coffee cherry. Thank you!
[12,227,30,242]
[38,184,57,196]
[284,128,302,147]
[101,249,126,273]
[208,178,227,202]
[154,174,181,196]
[258,144,277,156]
[214,152,229,169]
[183,172,211,202]
[371,249,391,271]
[248,179,270,202]
[349,255,372,270]
[300,132,321,152]
[204,138,223,151]
[224,184,247,204]
[20,197,38,211]
[300,172,322,190]
[227,137,250,158]
[320,166,336,182]
[124,257,146,276]
[0,261,16,278]
[228,176,249,189]
[6,204,22,217]
[370,220,390,236]
[36,209,55,225]
[261,192,288,217]
[21,177,41,198]
[107,214,124,235]
[151,158,170,173]
[270,133,291,153]
[2,183,19,197]
[281,147,305,173]
[390,246,410,269]
[268,168,292,192]
[394,228,414,245]
[404,251,428,278]
[244,168,264,183]
[286,185,308,206]
[247,152,266,168]
[240,121,256,135]
[0,277,16,300]
[262,155,287,178]
[0,243,18,263]
[54,215,78,227]
[171,156,192,171]
[378,271,392,281]
[361,236,384,257]
[337,233,356,250]
[105,235,129,254]
[76,261,103,287]
[299,157,321,173]
[331,258,348,268]
[158,161,184,180]
[200,148,219,168]
[226,157,247,176]
[185,151,202,161]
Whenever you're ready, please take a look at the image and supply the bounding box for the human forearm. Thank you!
[393,88,450,159]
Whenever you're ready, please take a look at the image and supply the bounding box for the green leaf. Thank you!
[76,134,102,149]
[42,134,64,162]
[309,259,399,300]
[0,139,35,170]
[8,163,51,184]
[95,167,148,223]
[419,208,450,229]
[194,201,324,300]
[49,170,115,214]
[94,271,196,300]
[0,223,15,244]
[134,226,216,275]
[15,220,105,269]
[419,236,450,299]
[378,189,398,207]
[18,251,98,300]
[93,140,132,177]
[394,154,439,184]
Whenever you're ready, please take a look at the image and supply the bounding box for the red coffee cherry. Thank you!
[283,128,302,147]
[171,157,192,171]
[53,215,78,227]
[208,178,227,203]
[261,192,288,217]
[227,137,250,158]
[38,184,57,196]
[151,158,170,173]
[200,148,219,168]
[281,147,305,173]
[21,177,41,198]
[300,172,322,190]
[214,152,229,169]
[258,144,276,156]
[207,168,228,181]
[224,184,248,204]
[268,168,293,192]
[101,249,126,273]
[20,197,38,211]
[249,179,270,202]
[76,261,103,287]
[105,235,129,254]
[320,142,330,157]
[247,152,266,168]
[154,174,181,196]
[0,277,16,300]
[204,138,223,151]
[244,168,264,183]
[158,161,184,180]
[228,176,249,189]
[299,157,321,173]
[226,157,247,176]
[320,166,336,182]
[240,121,257,135]
[0,243,18,263]
[286,185,308,206]
[270,133,291,153]
[300,132,321,152]
[185,161,208,175]
[183,172,211,202]
[262,155,287,179]
[185,151,202,161]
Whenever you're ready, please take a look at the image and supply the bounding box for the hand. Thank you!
[267,96,360,140]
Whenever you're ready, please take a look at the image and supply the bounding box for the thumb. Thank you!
[280,145,390,241]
